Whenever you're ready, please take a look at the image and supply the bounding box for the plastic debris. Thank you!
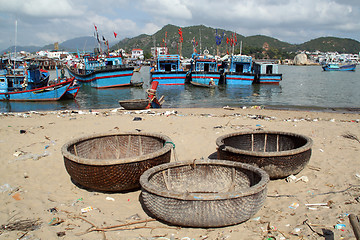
[289,202,299,209]
[72,197,83,206]
[81,206,93,213]
[12,193,21,201]
[286,175,297,182]
[0,183,13,193]
[334,224,346,229]
[296,176,309,183]
[106,197,115,201]
[11,151,50,162]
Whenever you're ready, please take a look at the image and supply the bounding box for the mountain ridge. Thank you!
[2,24,360,57]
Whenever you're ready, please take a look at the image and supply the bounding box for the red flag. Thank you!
[113,32,118,38]
[94,24,97,31]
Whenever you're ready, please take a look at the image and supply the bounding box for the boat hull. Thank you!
[67,66,134,88]
[322,64,356,71]
[255,74,282,84]
[225,72,255,85]
[151,71,187,85]
[61,85,80,99]
[0,79,73,101]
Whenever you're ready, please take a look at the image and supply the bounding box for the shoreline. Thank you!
[1,104,360,115]
[0,107,359,239]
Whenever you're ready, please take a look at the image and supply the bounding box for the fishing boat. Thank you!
[223,55,255,85]
[66,55,134,88]
[253,62,282,84]
[322,63,356,71]
[150,54,187,86]
[190,53,220,87]
[0,68,74,101]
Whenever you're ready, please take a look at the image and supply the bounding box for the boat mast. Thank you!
[240,40,242,55]
[199,28,202,55]
[14,20,17,73]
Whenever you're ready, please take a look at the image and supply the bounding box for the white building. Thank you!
[36,50,69,59]
[131,49,144,60]
[151,47,168,58]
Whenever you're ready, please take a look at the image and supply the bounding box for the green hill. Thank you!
[111,24,360,58]
[295,37,360,53]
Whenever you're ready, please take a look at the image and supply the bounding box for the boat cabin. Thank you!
[193,56,218,72]
[253,62,279,75]
[229,55,252,73]
[156,55,182,72]
[0,67,26,93]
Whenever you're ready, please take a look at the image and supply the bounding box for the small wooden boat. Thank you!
[190,80,216,88]
[119,99,150,110]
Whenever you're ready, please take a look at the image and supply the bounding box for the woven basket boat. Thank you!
[61,132,173,192]
[118,99,149,110]
[140,159,269,227]
[216,131,313,179]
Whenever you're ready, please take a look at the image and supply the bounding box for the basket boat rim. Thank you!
[61,132,173,166]
[216,130,313,157]
[140,159,269,201]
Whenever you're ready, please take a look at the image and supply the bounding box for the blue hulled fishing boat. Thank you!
[190,53,220,87]
[150,54,187,86]
[224,55,255,85]
[253,62,282,84]
[66,55,134,88]
[0,66,74,101]
[322,63,356,71]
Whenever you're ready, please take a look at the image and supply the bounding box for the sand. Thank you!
[0,107,359,240]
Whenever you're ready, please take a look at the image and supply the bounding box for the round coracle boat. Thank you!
[140,159,269,227]
[61,132,173,192]
[216,131,313,179]
[118,99,149,110]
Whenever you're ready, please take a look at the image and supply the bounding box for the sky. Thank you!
[1,0,360,51]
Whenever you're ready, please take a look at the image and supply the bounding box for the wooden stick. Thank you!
[139,135,142,155]
[264,134,267,152]
[74,145,78,156]
[96,219,156,231]
[251,134,254,151]
[126,135,131,157]
[276,134,279,152]
[349,214,360,240]
[162,171,171,191]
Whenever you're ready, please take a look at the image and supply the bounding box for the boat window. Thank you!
[165,64,171,71]
[235,64,243,72]
[204,63,209,72]
[266,65,273,74]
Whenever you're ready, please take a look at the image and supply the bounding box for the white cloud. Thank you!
[0,0,79,17]
[0,0,359,50]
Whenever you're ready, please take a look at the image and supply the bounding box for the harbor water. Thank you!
[1,65,359,113]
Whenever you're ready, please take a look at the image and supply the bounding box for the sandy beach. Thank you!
[0,107,359,240]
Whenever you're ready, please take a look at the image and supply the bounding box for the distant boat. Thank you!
[190,53,220,87]
[322,63,356,71]
[224,55,255,85]
[253,62,282,84]
[66,55,134,88]
[150,54,187,85]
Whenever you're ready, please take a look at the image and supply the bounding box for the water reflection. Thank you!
[1,65,359,112]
